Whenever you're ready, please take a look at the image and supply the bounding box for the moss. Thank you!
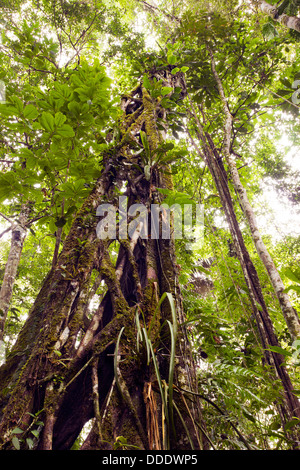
[77,240,98,275]
[142,87,161,152]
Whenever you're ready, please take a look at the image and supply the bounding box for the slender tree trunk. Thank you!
[225,152,300,339]
[209,47,300,341]
[0,205,29,342]
[0,71,206,451]
[186,101,300,435]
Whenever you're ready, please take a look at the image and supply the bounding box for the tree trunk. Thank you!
[0,71,206,451]
[225,151,300,340]
[186,102,300,435]
[208,47,300,341]
[0,206,29,342]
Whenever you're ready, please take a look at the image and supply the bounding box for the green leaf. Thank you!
[54,112,66,127]
[55,124,75,137]
[171,67,180,75]
[284,284,300,295]
[242,410,256,423]
[0,105,18,116]
[282,267,300,284]
[276,89,292,97]
[161,86,173,96]
[144,164,151,181]
[167,54,177,65]
[157,188,195,206]
[26,438,34,449]
[181,66,189,73]
[262,22,278,40]
[284,418,300,432]
[40,111,55,132]
[31,429,39,438]
[280,78,293,89]
[11,427,23,434]
[23,104,39,120]
[194,266,211,275]
[160,97,173,108]
[10,95,24,113]
[12,436,20,450]
[140,130,150,159]
[143,75,151,90]
[266,345,292,357]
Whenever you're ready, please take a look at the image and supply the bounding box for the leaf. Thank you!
[171,67,180,75]
[276,89,292,97]
[160,97,173,108]
[167,317,177,437]
[242,410,256,423]
[284,284,300,295]
[280,78,293,89]
[140,130,149,152]
[143,75,151,90]
[282,267,300,284]
[167,54,177,65]
[40,111,55,132]
[55,217,67,228]
[55,124,75,137]
[181,66,189,73]
[262,22,278,40]
[266,345,292,357]
[31,429,39,438]
[26,438,34,450]
[54,112,66,127]
[114,327,125,396]
[284,418,300,432]
[0,105,18,116]
[12,436,20,450]
[157,188,195,206]
[11,427,23,434]
[194,266,211,275]
[161,86,173,96]
[10,95,24,113]
[23,104,39,120]
[144,164,151,181]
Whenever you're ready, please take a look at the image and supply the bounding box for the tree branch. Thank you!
[257,0,300,33]
[0,212,13,225]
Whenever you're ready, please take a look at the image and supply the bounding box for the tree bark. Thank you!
[0,206,29,342]
[0,71,206,451]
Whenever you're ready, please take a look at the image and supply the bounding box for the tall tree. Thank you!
[1,0,300,451]
[0,55,206,450]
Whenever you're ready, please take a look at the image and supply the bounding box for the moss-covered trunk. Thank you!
[0,71,206,451]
